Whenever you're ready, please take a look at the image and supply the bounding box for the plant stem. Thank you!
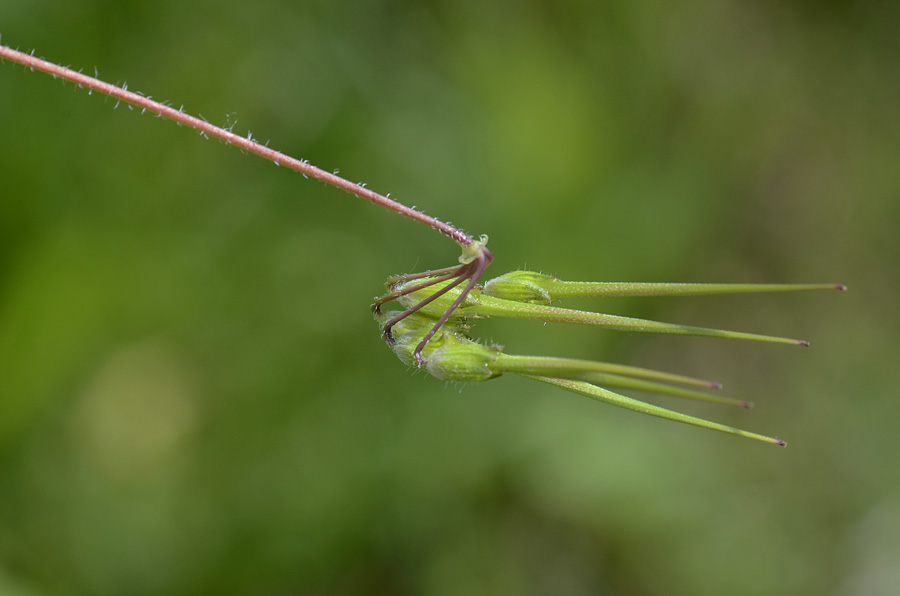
[0,43,474,247]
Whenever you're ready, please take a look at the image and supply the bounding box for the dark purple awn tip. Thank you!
[741,401,754,409]
[776,439,787,447]
[709,382,723,390]
[797,340,811,347]
[835,284,848,291]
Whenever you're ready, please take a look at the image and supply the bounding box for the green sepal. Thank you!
[426,333,503,382]
[483,271,554,304]
[378,311,444,367]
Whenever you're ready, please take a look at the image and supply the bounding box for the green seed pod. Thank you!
[483,270,555,304]
[425,334,502,382]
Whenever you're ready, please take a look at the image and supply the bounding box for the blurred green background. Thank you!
[1,1,898,595]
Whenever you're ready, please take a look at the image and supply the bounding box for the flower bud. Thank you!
[425,335,502,382]
[381,311,444,366]
[483,270,555,304]
[392,331,442,367]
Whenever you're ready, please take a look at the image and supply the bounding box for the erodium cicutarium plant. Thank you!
[0,42,846,446]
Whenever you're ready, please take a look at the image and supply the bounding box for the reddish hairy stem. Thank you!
[3,42,494,364]
[0,44,473,247]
